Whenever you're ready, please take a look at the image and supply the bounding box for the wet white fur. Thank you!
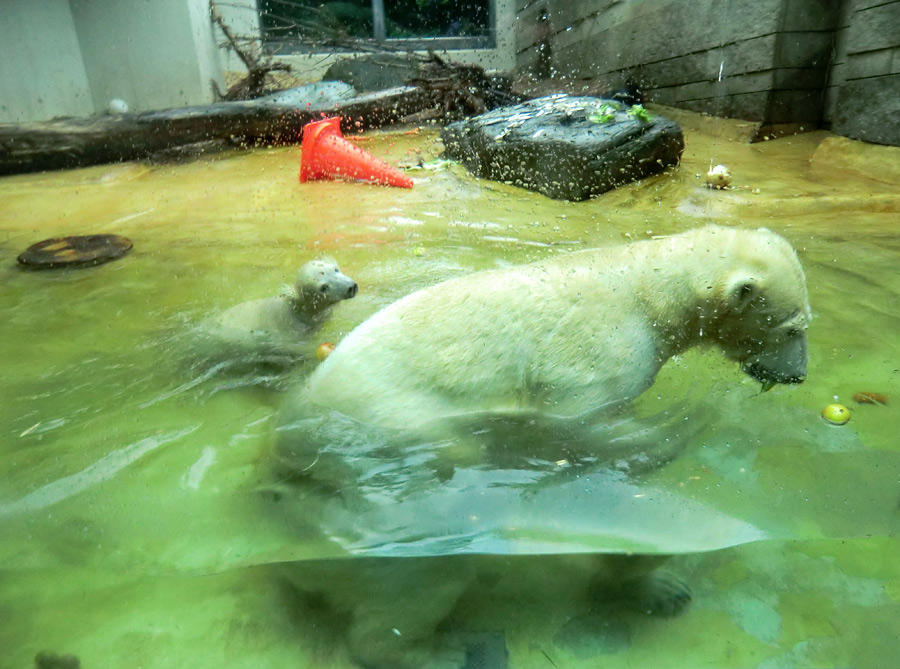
[197,258,357,363]
[305,226,809,433]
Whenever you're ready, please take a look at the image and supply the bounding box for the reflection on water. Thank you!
[268,396,770,558]
[1,116,899,667]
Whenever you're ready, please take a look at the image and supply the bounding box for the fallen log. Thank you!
[0,86,432,176]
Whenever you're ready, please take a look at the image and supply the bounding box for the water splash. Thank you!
[0,426,199,517]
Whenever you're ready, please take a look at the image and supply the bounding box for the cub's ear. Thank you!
[724,273,761,313]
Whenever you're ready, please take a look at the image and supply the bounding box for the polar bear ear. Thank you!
[725,273,761,313]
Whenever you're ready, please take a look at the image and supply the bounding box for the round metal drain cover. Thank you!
[17,234,133,269]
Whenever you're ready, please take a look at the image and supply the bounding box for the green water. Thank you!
[1,115,899,667]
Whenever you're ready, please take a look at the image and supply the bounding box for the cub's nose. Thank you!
[347,283,358,298]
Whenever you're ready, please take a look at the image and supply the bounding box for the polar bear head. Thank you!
[292,258,358,322]
[702,227,811,387]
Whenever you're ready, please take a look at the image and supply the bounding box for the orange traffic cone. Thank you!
[299,117,414,188]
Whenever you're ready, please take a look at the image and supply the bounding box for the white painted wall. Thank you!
[70,0,223,114]
[0,1,94,123]
[187,0,228,98]
[0,0,223,123]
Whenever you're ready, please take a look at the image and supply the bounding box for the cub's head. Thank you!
[708,228,811,387]
[295,258,358,306]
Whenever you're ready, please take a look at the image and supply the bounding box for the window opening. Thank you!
[257,0,495,52]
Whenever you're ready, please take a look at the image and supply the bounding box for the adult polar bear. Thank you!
[306,225,809,432]
[275,225,810,669]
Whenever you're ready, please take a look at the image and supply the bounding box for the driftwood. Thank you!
[0,86,432,176]
[210,1,291,101]
[408,51,521,121]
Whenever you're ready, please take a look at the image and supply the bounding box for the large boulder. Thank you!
[255,81,357,106]
[323,54,423,92]
[441,95,684,200]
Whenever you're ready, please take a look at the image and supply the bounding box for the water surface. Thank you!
[1,114,898,667]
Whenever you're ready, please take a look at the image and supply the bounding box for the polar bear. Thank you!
[194,258,357,370]
[306,225,808,430]
[272,226,810,668]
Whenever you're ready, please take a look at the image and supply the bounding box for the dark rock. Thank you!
[608,79,644,106]
[255,82,358,107]
[35,651,80,669]
[441,95,684,200]
[323,54,424,92]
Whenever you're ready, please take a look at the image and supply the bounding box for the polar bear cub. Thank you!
[197,258,357,366]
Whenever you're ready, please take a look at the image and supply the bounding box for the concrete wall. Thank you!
[515,0,899,145]
[0,0,223,123]
[70,0,223,114]
[0,1,94,123]
[831,0,900,145]
[822,0,855,124]
[515,0,839,126]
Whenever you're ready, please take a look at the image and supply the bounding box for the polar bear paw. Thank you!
[591,568,692,618]
[348,634,466,669]
[626,570,692,617]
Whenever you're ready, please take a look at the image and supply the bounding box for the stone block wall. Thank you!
[831,0,900,145]
[515,0,899,146]
[822,0,854,124]
[516,0,839,124]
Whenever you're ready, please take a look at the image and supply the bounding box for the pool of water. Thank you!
[1,113,899,667]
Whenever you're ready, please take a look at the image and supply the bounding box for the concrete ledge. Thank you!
[810,134,900,184]
[646,104,760,142]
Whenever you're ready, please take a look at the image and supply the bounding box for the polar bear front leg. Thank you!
[342,557,474,669]
[588,554,692,617]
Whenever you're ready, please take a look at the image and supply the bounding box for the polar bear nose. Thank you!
[743,360,806,385]
[347,283,358,298]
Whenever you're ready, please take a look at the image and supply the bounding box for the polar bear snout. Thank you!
[323,277,357,300]
[743,359,806,385]
[740,334,808,385]
[309,271,357,303]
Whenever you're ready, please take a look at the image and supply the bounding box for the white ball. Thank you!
[107,98,129,115]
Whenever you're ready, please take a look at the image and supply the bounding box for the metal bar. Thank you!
[372,0,386,41]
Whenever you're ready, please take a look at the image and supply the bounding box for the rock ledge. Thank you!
[441,95,684,200]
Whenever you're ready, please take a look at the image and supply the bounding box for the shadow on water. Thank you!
[1,118,899,667]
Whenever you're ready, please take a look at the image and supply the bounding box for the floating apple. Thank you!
[316,342,336,361]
